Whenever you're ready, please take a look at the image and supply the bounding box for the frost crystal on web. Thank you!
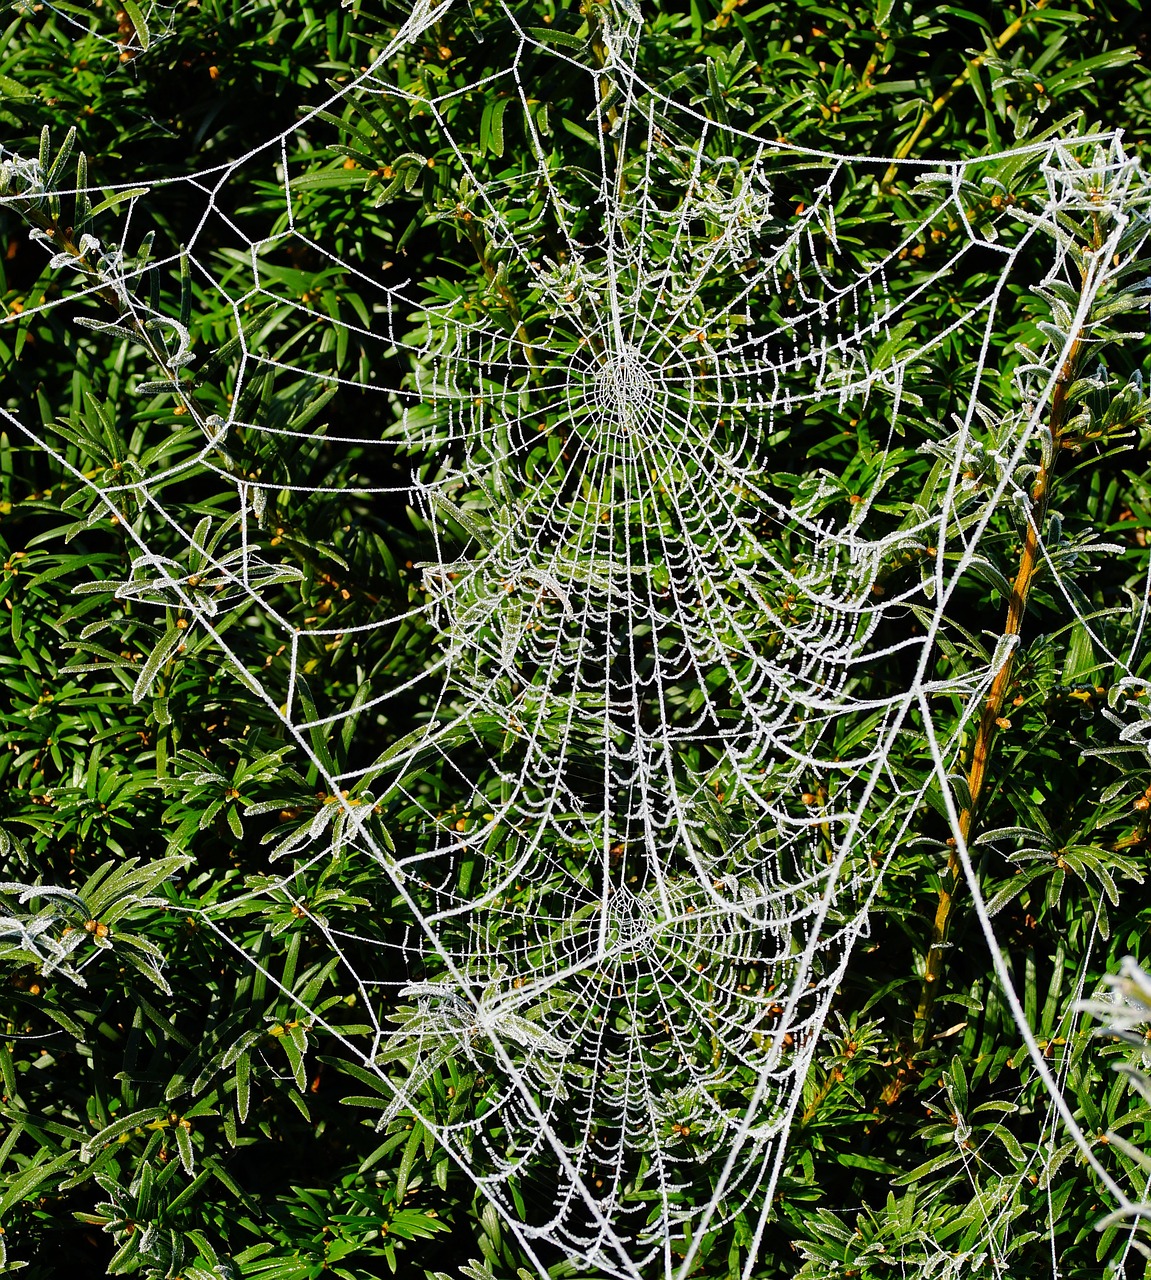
[4,2,1151,1276]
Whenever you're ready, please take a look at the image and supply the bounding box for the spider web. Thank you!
[3,2,1151,1275]
[17,0,180,59]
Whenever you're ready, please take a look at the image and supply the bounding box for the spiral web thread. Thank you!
[4,2,1151,1275]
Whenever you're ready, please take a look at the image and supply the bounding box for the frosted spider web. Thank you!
[15,0,179,59]
[3,1,1151,1275]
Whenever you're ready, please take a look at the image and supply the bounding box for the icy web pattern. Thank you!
[4,2,1151,1275]
[23,0,179,59]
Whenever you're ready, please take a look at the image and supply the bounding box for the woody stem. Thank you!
[914,324,1087,1046]
[881,0,1050,189]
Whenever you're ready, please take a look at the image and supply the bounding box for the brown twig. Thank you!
[913,322,1087,1044]
[881,0,1051,190]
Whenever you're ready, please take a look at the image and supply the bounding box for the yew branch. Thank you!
[914,325,1087,1044]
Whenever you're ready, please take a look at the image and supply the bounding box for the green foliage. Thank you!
[3,1,1151,1277]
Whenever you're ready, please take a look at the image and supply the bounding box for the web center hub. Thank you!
[591,347,658,431]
